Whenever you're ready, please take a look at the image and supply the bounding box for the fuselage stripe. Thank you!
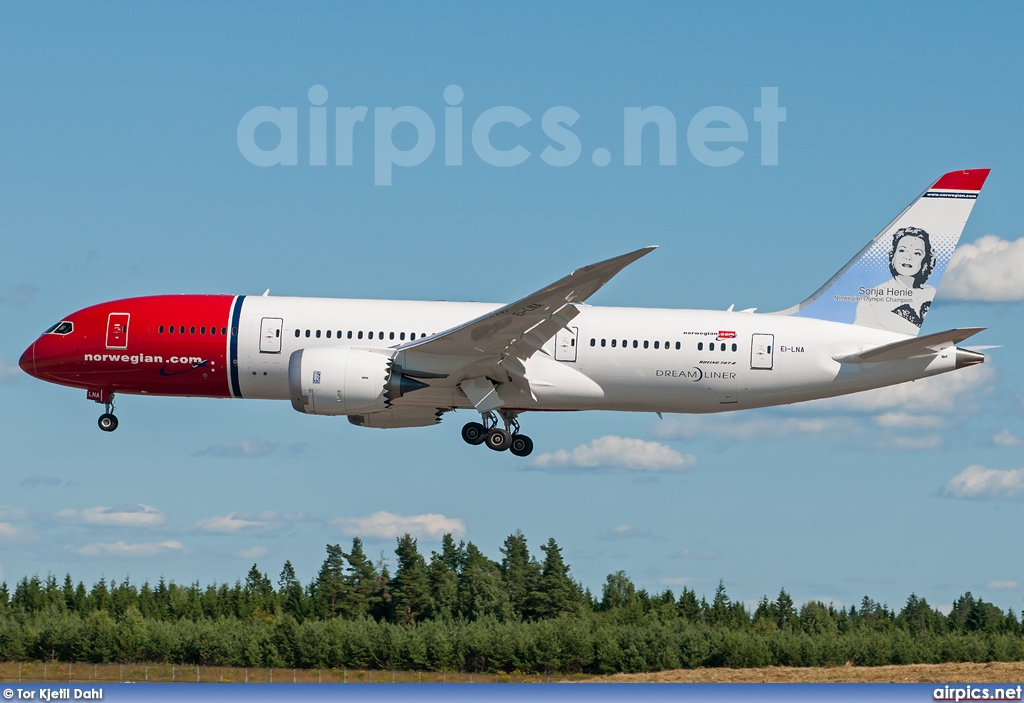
[228,295,246,398]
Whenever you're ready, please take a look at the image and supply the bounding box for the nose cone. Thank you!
[19,342,36,378]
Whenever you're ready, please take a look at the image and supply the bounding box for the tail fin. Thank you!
[778,169,990,336]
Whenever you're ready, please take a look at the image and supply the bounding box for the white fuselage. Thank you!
[234,296,957,414]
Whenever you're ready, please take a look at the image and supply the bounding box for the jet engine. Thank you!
[288,347,427,416]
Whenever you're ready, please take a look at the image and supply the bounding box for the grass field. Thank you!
[602,662,1024,683]
[2,661,1023,684]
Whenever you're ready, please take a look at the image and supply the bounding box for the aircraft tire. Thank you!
[461,422,487,445]
[485,428,511,451]
[509,434,534,457]
[98,413,119,432]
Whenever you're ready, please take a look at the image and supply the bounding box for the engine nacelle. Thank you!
[288,347,389,416]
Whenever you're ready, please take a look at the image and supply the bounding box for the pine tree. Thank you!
[278,561,305,620]
[500,530,540,620]
[458,542,510,621]
[342,537,383,619]
[311,544,347,619]
[244,564,274,616]
[428,534,462,620]
[390,534,432,624]
[533,537,577,619]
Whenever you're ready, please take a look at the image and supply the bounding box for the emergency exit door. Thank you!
[554,326,579,362]
[105,313,130,350]
[751,333,774,370]
[259,317,284,353]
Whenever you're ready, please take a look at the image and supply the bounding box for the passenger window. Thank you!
[675,342,681,350]
[643,341,649,349]
[358,331,363,340]
[590,338,596,347]
[389,332,395,340]
[179,326,185,334]
[201,326,206,334]
[316,330,321,338]
[169,326,175,334]
[601,339,606,347]
[654,341,659,349]
[337,331,341,338]
[611,339,617,347]
[295,329,300,338]
[326,330,331,338]
[159,325,165,334]
[698,342,703,351]
[212,327,218,336]
[379,332,384,340]
[622,340,627,348]
[347,331,353,339]
[222,327,227,335]
[190,326,195,334]
[400,332,406,341]
[231,327,237,336]
[732,343,737,352]
[305,330,311,338]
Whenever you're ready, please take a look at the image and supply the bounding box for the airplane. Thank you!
[19,169,990,458]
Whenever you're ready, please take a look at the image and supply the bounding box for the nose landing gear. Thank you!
[461,410,533,457]
[95,393,118,432]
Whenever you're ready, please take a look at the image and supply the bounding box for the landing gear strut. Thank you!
[461,410,533,457]
[97,394,118,432]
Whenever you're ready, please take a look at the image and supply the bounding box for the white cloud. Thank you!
[654,416,849,442]
[77,540,186,558]
[331,511,466,540]
[599,524,653,541]
[811,363,993,414]
[56,504,166,527]
[873,413,946,429]
[195,439,278,458]
[236,546,269,560]
[0,523,29,543]
[943,235,1024,302]
[194,511,292,534]
[672,548,721,560]
[0,507,28,521]
[529,435,696,472]
[0,357,22,382]
[943,465,1024,500]
[988,580,1019,590]
[876,435,943,451]
[993,429,1024,447]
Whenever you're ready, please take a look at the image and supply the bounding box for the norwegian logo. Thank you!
[717,330,737,340]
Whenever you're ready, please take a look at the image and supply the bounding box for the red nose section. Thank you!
[19,342,36,378]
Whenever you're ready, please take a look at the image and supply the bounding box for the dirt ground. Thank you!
[598,661,1024,683]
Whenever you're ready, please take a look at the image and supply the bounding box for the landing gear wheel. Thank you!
[485,428,512,452]
[98,413,118,432]
[509,434,534,457]
[461,422,487,445]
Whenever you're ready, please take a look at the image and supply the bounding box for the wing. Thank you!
[401,246,656,358]
[394,246,656,408]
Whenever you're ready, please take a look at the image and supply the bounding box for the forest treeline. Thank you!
[1,532,1022,673]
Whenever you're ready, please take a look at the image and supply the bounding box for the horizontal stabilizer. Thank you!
[833,327,985,364]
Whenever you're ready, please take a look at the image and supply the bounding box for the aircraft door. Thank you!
[751,333,774,370]
[105,313,130,350]
[259,317,284,353]
[554,326,579,362]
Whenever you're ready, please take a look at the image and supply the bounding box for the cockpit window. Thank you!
[44,321,74,335]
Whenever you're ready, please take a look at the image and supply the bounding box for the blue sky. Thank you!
[2,2,1023,614]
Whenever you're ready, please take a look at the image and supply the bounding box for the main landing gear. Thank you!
[461,411,534,457]
[97,394,118,432]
